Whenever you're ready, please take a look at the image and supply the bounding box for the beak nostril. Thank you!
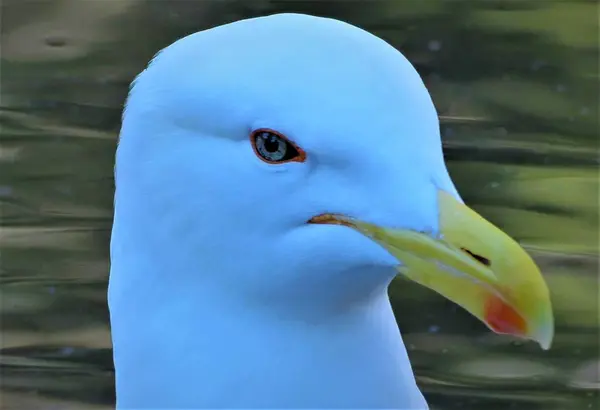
[461,248,491,267]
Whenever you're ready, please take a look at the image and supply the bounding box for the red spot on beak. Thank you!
[484,293,528,336]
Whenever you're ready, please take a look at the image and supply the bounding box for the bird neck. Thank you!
[109,272,424,408]
[108,213,422,407]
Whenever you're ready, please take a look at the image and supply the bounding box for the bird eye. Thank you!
[250,129,306,164]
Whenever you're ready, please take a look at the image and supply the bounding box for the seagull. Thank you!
[108,13,553,409]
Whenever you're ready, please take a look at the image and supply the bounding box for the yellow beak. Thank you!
[312,191,554,349]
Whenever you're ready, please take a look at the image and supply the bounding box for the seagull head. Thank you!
[111,13,553,349]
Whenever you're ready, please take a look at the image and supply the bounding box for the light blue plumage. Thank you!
[109,13,462,409]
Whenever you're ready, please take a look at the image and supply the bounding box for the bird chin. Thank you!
[307,212,399,263]
[300,219,401,273]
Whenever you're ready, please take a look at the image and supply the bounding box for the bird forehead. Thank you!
[133,14,439,160]
[154,13,421,101]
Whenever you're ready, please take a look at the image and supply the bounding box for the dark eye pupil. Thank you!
[263,134,281,152]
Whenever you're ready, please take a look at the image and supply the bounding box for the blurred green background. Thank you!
[0,1,598,409]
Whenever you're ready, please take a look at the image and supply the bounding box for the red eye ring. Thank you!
[250,128,307,164]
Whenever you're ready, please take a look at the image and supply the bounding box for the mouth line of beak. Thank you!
[309,213,491,270]
[306,191,554,350]
[308,213,355,228]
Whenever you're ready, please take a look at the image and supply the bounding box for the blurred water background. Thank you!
[1,1,598,409]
